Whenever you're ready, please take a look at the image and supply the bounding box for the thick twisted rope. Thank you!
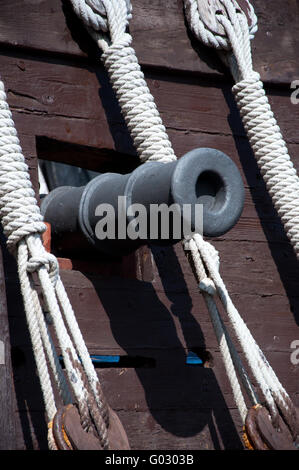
[69,0,298,440]
[0,81,112,449]
[184,0,299,259]
[184,0,257,51]
[72,0,176,164]
[183,0,298,436]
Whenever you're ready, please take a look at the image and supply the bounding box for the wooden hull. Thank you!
[0,0,298,449]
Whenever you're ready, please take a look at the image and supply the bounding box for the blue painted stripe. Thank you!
[90,355,120,364]
[59,354,120,365]
[186,351,203,365]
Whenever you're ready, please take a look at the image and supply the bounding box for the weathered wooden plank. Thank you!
[116,408,244,450]
[7,237,299,354]
[1,53,298,146]
[7,294,298,357]
[96,352,298,412]
[0,248,16,449]
[52,238,299,301]
[10,343,298,412]
[8,341,298,449]
[14,407,244,450]
[1,53,298,186]
[0,0,297,85]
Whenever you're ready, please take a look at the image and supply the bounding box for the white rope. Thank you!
[183,0,257,51]
[38,163,49,195]
[72,0,176,164]
[0,81,111,449]
[71,0,132,47]
[182,0,298,435]
[189,234,296,433]
[69,0,298,439]
[184,0,299,259]
[186,237,259,422]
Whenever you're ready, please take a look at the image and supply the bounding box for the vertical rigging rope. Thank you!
[0,78,111,448]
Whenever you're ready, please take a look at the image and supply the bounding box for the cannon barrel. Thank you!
[41,148,244,256]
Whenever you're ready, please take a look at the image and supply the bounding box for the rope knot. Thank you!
[27,251,59,285]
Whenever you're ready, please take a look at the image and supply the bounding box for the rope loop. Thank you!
[185,234,219,297]
[5,220,46,253]
[27,251,59,286]
[183,0,257,51]
[70,0,131,33]
[199,278,217,296]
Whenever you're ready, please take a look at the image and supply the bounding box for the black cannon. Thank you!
[41,148,244,256]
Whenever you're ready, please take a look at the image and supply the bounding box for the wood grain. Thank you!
[0,0,297,85]
[0,248,16,449]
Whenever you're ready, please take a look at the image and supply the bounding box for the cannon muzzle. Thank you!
[41,148,244,256]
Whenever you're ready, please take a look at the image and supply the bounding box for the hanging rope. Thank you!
[184,0,299,260]
[0,80,112,449]
[71,0,176,164]
[69,0,298,442]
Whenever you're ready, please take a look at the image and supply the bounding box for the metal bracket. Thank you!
[198,0,254,36]
[245,404,298,450]
[52,404,130,450]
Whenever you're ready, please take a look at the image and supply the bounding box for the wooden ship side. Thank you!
[0,0,298,449]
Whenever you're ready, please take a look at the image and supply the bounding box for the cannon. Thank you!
[41,148,244,257]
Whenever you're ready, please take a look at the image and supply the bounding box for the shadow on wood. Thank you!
[86,244,243,449]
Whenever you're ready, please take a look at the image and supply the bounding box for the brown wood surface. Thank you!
[0,0,298,85]
[0,0,298,450]
[0,248,16,449]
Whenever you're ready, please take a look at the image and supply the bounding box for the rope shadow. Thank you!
[86,250,243,449]
[150,243,244,446]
